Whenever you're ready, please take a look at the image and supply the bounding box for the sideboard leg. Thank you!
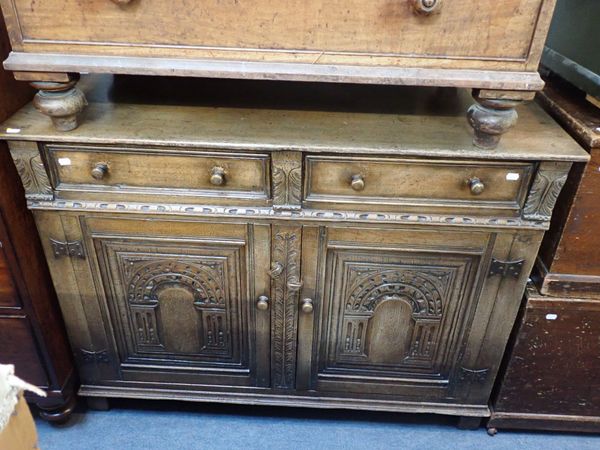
[30,75,87,131]
[457,416,482,430]
[86,396,110,411]
[467,90,521,150]
[37,393,77,425]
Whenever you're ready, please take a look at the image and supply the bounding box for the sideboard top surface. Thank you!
[0,75,587,163]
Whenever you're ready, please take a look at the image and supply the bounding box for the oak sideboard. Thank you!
[0,0,558,148]
[0,76,587,427]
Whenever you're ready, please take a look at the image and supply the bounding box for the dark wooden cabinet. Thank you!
[534,79,600,298]
[0,13,76,422]
[0,76,588,425]
[488,78,600,434]
[488,285,600,433]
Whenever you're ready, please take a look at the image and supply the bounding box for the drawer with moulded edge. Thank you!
[44,144,272,205]
[303,155,534,215]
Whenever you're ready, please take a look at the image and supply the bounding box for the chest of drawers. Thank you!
[1,76,587,426]
[0,0,558,148]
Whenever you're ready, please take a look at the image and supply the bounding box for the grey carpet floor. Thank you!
[34,400,600,450]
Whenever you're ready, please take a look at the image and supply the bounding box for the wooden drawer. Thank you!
[8,0,546,65]
[304,156,533,214]
[46,144,271,204]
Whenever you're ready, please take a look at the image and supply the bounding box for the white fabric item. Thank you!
[0,364,46,432]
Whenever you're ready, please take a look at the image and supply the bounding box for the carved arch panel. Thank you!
[123,257,231,357]
[310,228,486,397]
[337,264,450,366]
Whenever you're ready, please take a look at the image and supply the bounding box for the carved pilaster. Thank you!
[524,162,571,221]
[272,151,302,211]
[8,141,53,201]
[270,226,302,389]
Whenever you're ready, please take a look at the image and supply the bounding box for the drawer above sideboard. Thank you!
[44,144,271,205]
[4,0,548,68]
[304,155,534,215]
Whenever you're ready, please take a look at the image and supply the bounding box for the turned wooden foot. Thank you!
[457,416,482,430]
[467,90,520,150]
[31,75,87,131]
[86,396,110,411]
[37,394,77,425]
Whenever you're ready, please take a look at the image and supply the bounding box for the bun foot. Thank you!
[37,394,77,425]
[487,427,498,436]
[31,76,87,131]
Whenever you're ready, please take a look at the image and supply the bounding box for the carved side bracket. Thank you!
[8,142,54,201]
[272,151,302,211]
[523,162,570,221]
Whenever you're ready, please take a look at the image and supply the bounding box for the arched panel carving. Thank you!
[339,265,451,363]
[123,257,230,356]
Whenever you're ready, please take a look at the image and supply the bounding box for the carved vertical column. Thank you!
[270,226,302,389]
[523,161,571,221]
[30,74,87,131]
[272,151,302,211]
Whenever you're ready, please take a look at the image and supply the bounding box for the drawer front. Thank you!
[12,0,544,63]
[304,156,533,213]
[46,145,270,202]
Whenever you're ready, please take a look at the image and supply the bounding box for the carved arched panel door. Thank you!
[80,216,271,389]
[297,225,518,404]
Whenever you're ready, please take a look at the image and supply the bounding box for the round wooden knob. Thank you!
[301,298,314,314]
[210,167,226,186]
[256,295,269,311]
[351,174,365,191]
[91,163,109,180]
[411,0,442,15]
[468,177,485,195]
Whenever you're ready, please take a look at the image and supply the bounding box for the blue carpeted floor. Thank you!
[34,400,600,450]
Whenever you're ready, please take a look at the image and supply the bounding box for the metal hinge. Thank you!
[80,349,110,364]
[488,258,525,279]
[50,238,86,259]
[458,367,490,384]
